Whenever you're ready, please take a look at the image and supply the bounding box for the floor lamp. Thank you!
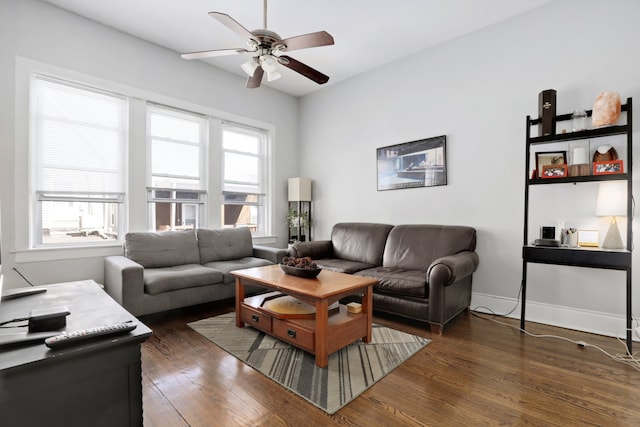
[288,177,312,242]
[596,181,626,249]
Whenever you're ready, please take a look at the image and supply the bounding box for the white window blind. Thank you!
[148,105,205,191]
[32,76,126,195]
[222,125,265,194]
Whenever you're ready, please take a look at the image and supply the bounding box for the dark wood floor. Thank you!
[140,300,640,426]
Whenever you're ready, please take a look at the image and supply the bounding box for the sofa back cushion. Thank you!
[331,223,393,266]
[197,227,254,263]
[382,225,477,271]
[125,230,200,268]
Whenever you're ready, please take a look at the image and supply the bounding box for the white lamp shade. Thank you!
[241,58,259,77]
[260,55,278,73]
[288,177,312,201]
[596,181,626,217]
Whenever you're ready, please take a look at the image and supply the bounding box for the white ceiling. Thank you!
[42,0,552,97]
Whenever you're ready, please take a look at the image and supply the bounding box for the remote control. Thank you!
[45,321,137,349]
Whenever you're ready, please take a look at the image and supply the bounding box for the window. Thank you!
[31,76,126,246]
[147,105,206,231]
[222,125,267,235]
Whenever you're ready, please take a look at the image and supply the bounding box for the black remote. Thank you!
[45,321,137,349]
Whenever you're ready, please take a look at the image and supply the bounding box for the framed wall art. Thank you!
[376,135,446,191]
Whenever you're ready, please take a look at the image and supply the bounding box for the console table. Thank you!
[0,280,152,427]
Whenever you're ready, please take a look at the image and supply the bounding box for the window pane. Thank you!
[148,189,202,231]
[151,139,200,178]
[223,130,259,154]
[150,111,201,143]
[222,204,258,231]
[41,200,119,244]
[224,152,258,185]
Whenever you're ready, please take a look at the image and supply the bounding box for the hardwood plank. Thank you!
[140,299,640,426]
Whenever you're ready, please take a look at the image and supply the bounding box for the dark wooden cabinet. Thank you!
[521,98,633,351]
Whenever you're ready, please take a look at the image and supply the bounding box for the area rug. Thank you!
[188,312,430,414]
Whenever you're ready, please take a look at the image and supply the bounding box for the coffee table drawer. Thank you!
[241,305,272,333]
[273,319,314,352]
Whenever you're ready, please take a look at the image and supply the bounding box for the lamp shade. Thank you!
[288,177,312,201]
[596,181,626,217]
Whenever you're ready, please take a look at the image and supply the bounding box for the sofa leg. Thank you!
[429,323,443,335]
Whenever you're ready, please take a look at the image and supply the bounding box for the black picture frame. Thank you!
[376,135,447,191]
[535,150,567,177]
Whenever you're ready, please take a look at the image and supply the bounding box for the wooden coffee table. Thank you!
[232,265,377,368]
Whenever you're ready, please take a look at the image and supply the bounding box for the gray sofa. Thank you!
[104,228,286,316]
[288,222,479,333]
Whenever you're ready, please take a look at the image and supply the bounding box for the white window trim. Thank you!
[14,57,277,260]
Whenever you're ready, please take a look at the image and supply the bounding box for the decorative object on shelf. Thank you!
[594,160,624,175]
[535,151,566,177]
[596,181,626,249]
[577,230,599,247]
[538,89,557,136]
[592,91,621,127]
[561,228,578,247]
[541,164,568,178]
[571,109,588,132]
[568,140,590,177]
[376,135,447,190]
[592,144,618,163]
[288,177,312,243]
[540,226,556,239]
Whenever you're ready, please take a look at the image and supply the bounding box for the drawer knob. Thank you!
[287,329,297,338]
[251,314,259,323]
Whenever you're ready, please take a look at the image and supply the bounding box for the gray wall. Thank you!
[0,0,299,287]
[298,0,640,337]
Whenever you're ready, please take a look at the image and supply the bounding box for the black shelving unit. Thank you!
[521,98,633,352]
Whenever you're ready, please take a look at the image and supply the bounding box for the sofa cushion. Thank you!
[356,267,427,298]
[143,264,224,295]
[314,258,376,274]
[382,225,477,270]
[204,257,272,284]
[197,228,254,263]
[331,223,393,265]
[125,230,200,268]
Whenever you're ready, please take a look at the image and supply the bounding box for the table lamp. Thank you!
[596,181,626,249]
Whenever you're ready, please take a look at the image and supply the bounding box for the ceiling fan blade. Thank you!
[275,31,334,52]
[181,48,250,60]
[209,12,256,42]
[246,66,264,89]
[278,55,329,85]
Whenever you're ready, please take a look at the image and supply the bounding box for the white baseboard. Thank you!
[470,292,638,343]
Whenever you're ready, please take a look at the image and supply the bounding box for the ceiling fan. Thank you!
[181,0,334,89]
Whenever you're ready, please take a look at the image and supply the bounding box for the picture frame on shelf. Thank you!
[593,159,624,175]
[541,164,568,178]
[577,230,599,247]
[535,151,567,177]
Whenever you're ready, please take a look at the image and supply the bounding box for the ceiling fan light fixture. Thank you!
[260,55,278,73]
[241,57,259,76]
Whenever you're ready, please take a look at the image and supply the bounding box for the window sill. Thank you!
[12,244,124,263]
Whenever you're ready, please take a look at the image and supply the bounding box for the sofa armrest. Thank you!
[288,240,333,259]
[253,245,287,264]
[427,251,479,287]
[104,255,144,313]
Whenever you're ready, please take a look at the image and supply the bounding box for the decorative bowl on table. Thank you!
[279,256,322,278]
